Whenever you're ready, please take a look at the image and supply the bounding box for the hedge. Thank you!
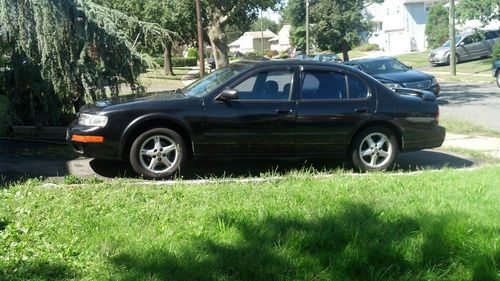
[154,57,198,68]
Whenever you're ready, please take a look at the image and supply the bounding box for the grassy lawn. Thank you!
[1,166,500,281]
[123,67,194,94]
[441,119,500,138]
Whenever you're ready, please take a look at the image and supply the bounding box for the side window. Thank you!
[233,69,293,100]
[301,71,347,100]
[348,75,369,99]
[462,36,473,45]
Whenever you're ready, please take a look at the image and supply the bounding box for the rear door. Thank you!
[295,65,376,155]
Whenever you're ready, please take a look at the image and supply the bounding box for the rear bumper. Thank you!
[403,125,446,151]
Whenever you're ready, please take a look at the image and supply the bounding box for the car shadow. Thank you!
[89,150,474,180]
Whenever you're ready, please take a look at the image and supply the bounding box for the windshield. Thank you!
[442,36,463,47]
[359,59,410,75]
[185,63,251,97]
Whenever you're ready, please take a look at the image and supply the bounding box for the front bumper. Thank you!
[428,54,448,64]
[66,122,120,160]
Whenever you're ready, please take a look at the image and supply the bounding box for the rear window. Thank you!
[301,70,369,100]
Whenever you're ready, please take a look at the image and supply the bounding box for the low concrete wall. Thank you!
[11,126,66,141]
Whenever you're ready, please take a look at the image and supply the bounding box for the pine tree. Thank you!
[0,0,171,126]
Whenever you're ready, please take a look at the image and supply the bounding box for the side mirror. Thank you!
[216,88,239,101]
[458,41,465,47]
[408,66,413,70]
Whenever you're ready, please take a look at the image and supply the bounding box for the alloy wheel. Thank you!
[358,132,393,169]
[138,135,179,174]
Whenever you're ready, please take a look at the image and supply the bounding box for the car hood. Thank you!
[372,70,432,84]
[80,91,186,113]
[430,46,449,55]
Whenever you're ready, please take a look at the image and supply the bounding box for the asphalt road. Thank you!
[438,82,500,130]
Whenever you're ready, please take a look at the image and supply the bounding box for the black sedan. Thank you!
[344,57,440,95]
[67,60,445,179]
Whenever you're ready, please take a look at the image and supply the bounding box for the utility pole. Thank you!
[261,9,264,56]
[306,0,310,55]
[195,0,205,77]
[449,0,456,76]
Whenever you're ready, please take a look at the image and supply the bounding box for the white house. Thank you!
[366,0,441,53]
[269,25,292,52]
[228,30,278,54]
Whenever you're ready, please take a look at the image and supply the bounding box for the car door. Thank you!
[199,66,297,156]
[295,65,376,155]
[457,36,474,60]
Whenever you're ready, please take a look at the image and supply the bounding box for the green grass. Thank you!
[1,167,500,280]
[396,51,430,68]
[441,119,500,138]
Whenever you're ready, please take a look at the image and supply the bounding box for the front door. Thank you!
[200,67,297,156]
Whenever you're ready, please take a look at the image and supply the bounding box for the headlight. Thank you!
[383,82,403,89]
[78,113,108,127]
[431,77,438,86]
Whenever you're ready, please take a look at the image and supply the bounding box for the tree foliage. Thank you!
[0,0,170,126]
[251,17,280,34]
[425,3,449,49]
[457,0,500,24]
[204,0,281,68]
[311,0,369,61]
[91,0,196,76]
[282,0,308,50]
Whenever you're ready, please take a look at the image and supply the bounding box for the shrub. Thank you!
[154,57,198,68]
[354,44,380,52]
[266,50,279,58]
[0,95,9,136]
[492,41,500,60]
[187,47,198,58]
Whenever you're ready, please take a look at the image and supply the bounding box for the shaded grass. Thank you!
[1,166,500,280]
[396,51,430,68]
[441,119,500,138]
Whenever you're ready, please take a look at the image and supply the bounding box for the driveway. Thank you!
[0,139,475,186]
[438,82,500,130]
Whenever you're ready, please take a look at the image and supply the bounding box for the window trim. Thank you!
[218,66,296,102]
[299,66,372,102]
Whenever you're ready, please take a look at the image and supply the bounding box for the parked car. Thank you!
[295,54,315,60]
[344,57,440,95]
[313,53,342,63]
[67,60,445,179]
[429,29,500,66]
[493,59,500,87]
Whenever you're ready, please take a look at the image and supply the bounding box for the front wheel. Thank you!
[130,128,186,179]
[496,70,500,88]
[351,126,398,172]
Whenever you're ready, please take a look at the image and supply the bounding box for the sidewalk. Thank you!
[442,133,500,158]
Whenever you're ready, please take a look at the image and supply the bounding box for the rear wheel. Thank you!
[351,126,398,172]
[130,128,186,179]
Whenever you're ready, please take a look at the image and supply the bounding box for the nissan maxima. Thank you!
[67,60,446,179]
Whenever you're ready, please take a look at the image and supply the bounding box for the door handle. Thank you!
[355,107,369,113]
[276,109,293,114]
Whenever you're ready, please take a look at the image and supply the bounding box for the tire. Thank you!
[351,126,398,172]
[496,70,500,88]
[129,128,186,179]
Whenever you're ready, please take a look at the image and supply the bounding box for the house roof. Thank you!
[242,30,277,39]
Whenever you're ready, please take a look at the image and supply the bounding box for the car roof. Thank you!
[343,56,396,64]
[233,59,357,72]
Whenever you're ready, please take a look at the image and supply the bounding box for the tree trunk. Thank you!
[164,43,174,76]
[342,43,350,62]
[208,22,229,69]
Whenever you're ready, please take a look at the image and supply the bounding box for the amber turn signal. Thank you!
[71,135,104,143]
